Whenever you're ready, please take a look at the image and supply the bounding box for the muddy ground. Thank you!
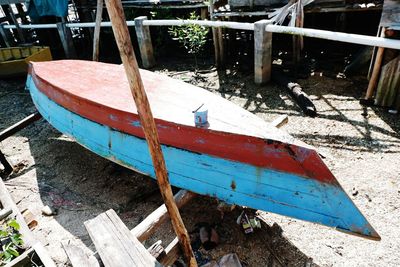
[0,56,399,266]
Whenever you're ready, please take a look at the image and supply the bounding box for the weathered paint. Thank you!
[27,74,380,240]
[29,60,337,184]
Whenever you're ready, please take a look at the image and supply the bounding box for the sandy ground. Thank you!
[0,58,399,266]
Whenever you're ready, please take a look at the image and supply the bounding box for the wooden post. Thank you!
[7,4,25,43]
[364,29,386,100]
[56,22,77,59]
[0,23,12,47]
[104,1,197,266]
[15,4,29,25]
[254,19,272,84]
[217,27,224,65]
[0,5,18,42]
[210,0,224,68]
[293,0,304,68]
[92,0,103,61]
[134,16,155,69]
[200,7,207,20]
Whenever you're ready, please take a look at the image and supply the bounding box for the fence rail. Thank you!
[1,18,399,83]
[2,19,399,50]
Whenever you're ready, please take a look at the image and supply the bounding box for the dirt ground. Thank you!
[0,56,399,266]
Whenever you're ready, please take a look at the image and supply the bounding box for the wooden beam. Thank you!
[159,237,180,266]
[254,19,272,84]
[293,0,304,68]
[56,22,77,59]
[15,4,29,25]
[92,0,103,61]
[364,28,386,100]
[0,179,32,245]
[271,114,288,128]
[85,210,162,267]
[131,190,195,242]
[0,22,12,47]
[210,1,224,68]
[7,4,25,43]
[62,241,100,267]
[0,180,56,267]
[0,113,42,142]
[134,16,155,69]
[104,0,197,266]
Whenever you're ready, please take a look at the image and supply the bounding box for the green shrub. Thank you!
[169,12,209,70]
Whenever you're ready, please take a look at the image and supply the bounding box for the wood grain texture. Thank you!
[104,0,197,265]
[134,16,155,68]
[0,179,56,266]
[131,190,195,242]
[254,19,272,84]
[62,241,100,267]
[28,77,381,240]
[365,29,386,100]
[85,209,161,267]
[30,60,339,184]
[160,237,181,266]
[92,0,103,61]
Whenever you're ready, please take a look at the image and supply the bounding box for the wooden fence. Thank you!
[1,18,399,84]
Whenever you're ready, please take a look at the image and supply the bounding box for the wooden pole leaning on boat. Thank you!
[104,0,197,266]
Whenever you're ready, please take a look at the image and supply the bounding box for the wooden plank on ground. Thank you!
[159,237,181,266]
[0,179,56,267]
[62,241,100,267]
[85,209,162,267]
[131,189,195,242]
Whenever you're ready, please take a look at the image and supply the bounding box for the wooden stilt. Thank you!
[92,0,103,61]
[134,16,155,69]
[293,0,304,69]
[217,27,224,66]
[254,19,272,84]
[200,7,207,20]
[0,23,12,47]
[212,27,221,67]
[0,5,18,42]
[104,0,197,266]
[15,4,29,25]
[364,29,386,100]
[7,4,25,43]
[210,1,224,68]
[56,22,77,59]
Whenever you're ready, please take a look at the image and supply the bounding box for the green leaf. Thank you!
[7,247,19,257]
[11,233,23,246]
[0,229,7,237]
[7,220,20,231]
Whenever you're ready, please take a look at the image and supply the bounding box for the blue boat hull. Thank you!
[27,75,379,239]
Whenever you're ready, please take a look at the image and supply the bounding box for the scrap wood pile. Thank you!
[0,178,55,267]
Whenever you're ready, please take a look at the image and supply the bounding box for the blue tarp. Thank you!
[28,0,68,19]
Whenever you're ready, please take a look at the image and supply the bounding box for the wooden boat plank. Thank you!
[28,73,379,239]
[85,209,162,267]
[30,60,337,185]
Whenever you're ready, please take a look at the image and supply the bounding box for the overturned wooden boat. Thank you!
[26,60,379,240]
[0,46,52,78]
